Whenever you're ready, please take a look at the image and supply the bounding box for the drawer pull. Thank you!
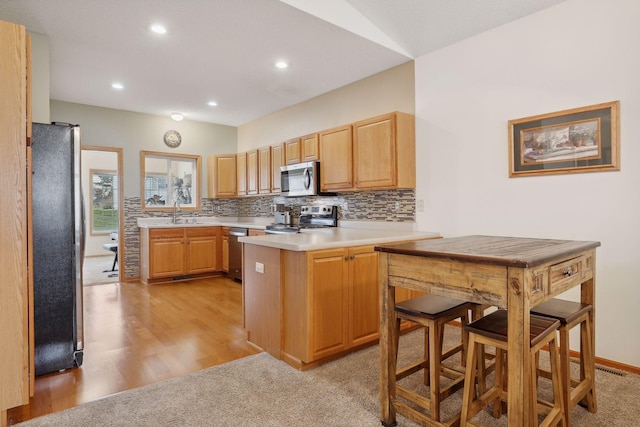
[563,267,574,276]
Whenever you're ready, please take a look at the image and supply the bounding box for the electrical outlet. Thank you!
[394,201,400,211]
[417,199,424,212]
[344,202,348,211]
[255,262,264,274]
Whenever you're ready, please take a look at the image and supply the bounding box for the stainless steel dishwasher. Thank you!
[228,227,248,282]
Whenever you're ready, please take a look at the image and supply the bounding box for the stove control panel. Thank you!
[300,205,335,215]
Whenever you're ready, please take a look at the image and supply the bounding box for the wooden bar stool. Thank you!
[392,294,473,426]
[460,309,565,427]
[531,299,596,426]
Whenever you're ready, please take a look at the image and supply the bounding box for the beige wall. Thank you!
[237,61,415,151]
[28,31,49,123]
[51,101,237,198]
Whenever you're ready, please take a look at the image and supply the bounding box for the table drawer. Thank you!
[548,255,586,294]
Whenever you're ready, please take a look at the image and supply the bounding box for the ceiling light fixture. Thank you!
[275,61,288,69]
[170,112,184,121]
[111,82,124,90]
[151,24,167,34]
[207,101,218,107]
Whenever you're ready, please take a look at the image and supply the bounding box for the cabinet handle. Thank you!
[563,267,574,276]
[351,255,355,260]
[345,256,349,261]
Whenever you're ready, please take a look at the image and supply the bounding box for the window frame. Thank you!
[90,168,119,235]
[140,150,202,211]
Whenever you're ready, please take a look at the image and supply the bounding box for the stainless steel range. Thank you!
[265,204,338,234]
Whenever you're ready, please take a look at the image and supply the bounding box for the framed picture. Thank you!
[508,101,619,177]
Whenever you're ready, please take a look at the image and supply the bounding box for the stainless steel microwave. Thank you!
[280,161,320,197]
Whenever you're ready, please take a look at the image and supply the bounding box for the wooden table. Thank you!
[376,235,600,427]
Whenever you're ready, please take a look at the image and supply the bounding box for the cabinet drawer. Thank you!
[150,228,184,239]
[548,255,585,294]
[186,227,216,237]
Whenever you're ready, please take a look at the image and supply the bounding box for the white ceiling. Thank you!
[0,0,566,126]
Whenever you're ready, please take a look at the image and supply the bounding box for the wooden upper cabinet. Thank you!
[258,146,272,194]
[353,112,415,190]
[319,125,353,191]
[301,133,319,161]
[286,134,319,165]
[246,150,258,195]
[284,137,301,165]
[236,152,247,196]
[208,154,236,198]
[271,143,284,193]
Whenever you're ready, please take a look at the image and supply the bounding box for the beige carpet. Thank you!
[83,255,119,286]
[18,327,640,426]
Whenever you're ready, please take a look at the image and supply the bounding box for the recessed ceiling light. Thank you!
[207,101,218,107]
[151,24,167,34]
[111,82,124,90]
[275,61,288,69]
[170,112,184,121]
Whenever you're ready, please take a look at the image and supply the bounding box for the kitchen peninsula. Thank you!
[239,226,439,370]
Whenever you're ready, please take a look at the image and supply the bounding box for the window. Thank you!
[141,151,201,210]
[91,170,119,234]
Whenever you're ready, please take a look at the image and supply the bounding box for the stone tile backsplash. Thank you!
[123,189,415,279]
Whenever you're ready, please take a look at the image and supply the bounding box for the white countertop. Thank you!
[138,216,438,251]
[137,216,272,229]
[238,227,440,251]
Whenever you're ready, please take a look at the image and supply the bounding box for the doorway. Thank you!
[81,146,123,285]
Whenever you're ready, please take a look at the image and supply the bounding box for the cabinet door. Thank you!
[186,227,217,274]
[353,113,396,189]
[308,249,349,361]
[348,246,380,347]
[187,237,217,274]
[236,152,247,196]
[258,146,271,194]
[319,125,353,191]
[247,149,258,195]
[271,143,284,193]
[149,237,185,278]
[284,138,301,164]
[354,112,415,190]
[209,154,236,198]
[301,133,319,161]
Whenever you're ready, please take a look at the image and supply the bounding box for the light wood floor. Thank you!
[7,276,259,425]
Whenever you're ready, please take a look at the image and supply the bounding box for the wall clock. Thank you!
[163,130,182,148]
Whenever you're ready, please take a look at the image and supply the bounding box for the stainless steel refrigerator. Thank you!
[31,122,84,376]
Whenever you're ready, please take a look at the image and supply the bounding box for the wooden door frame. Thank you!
[82,146,124,279]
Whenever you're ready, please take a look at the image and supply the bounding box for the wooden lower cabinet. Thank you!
[141,227,220,284]
[281,245,380,367]
[248,228,265,236]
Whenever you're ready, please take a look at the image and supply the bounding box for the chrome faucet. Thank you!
[172,200,181,223]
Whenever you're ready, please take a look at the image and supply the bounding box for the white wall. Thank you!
[414,0,640,367]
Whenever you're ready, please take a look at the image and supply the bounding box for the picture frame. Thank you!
[508,101,619,177]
